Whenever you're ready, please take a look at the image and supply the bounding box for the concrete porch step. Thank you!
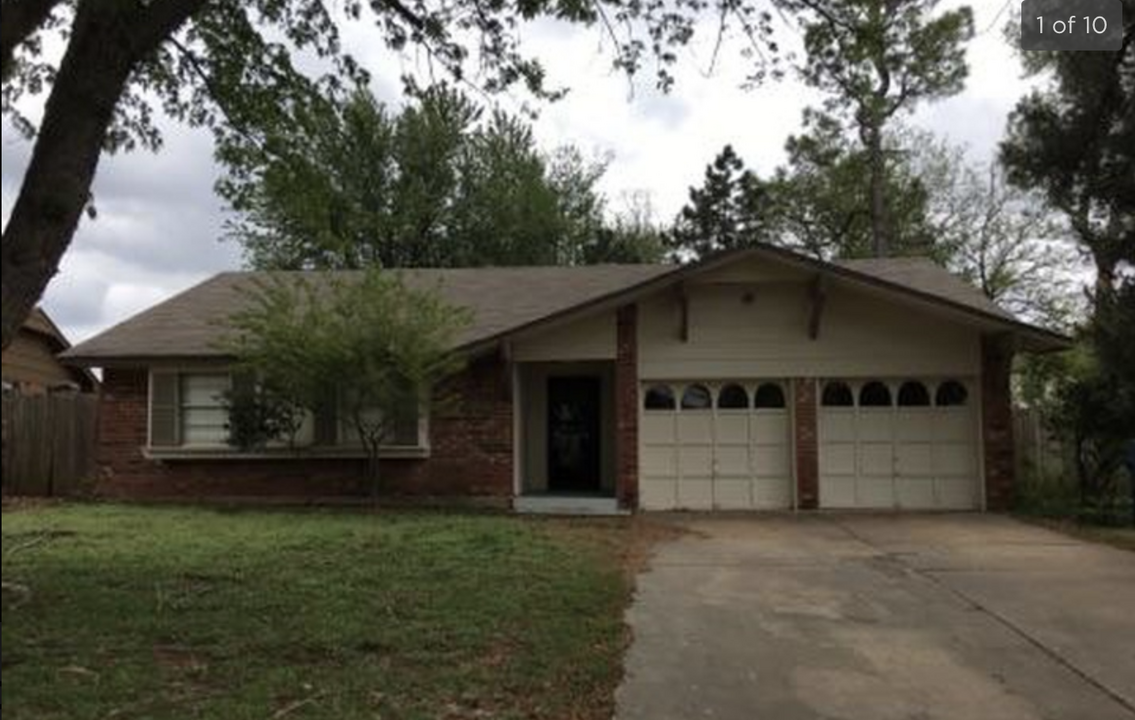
[513,495,627,516]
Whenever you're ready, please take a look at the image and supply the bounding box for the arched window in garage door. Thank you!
[640,378,793,511]
[681,384,713,410]
[754,383,786,409]
[822,381,855,407]
[935,380,968,406]
[820,377,979,511]
[859,381,893,407]
[897,381,931,406]
[717,384,749,409]
[644,384,676,410]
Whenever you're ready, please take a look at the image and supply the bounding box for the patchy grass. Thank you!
[2,504,669,720]
[1021,516,1135,553]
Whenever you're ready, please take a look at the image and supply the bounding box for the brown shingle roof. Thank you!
[835,257,1015,320]
[62,265,676,362]
[62,248,1066,365]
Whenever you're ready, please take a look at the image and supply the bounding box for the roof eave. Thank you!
[61,352,235,368]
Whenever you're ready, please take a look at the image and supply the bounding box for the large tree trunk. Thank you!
[865,127,890,258]
[0,0,204,350]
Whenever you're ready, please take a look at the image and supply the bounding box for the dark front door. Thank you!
[547,376,601,493]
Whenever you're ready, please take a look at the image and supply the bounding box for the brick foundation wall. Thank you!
[95,354,513,500]
[615,304,639,510]
[793,377,819,510]
[981,335,1015,511]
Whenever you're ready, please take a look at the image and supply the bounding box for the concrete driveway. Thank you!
[616,514,1135,720]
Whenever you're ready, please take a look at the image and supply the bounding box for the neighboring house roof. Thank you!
[24,307,73,351]
[61,245,1069,365]
[3,307,99,390]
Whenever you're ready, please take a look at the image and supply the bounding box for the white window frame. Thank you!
[178,372,232,448]
[146,367,431,456]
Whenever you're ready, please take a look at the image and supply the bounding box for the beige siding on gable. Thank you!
[694,256,811,284]
[512,311,616,362]
[1,333,77,390]
[639,281,981,380]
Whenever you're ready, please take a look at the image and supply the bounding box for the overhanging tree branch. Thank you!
[0,0,64,80]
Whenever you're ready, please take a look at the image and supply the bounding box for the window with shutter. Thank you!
[179,373,231,445]
[149,372,180,446]
[147,371,426,451]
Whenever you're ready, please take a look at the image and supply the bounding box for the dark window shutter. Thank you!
[150,371,180,446]
[314,389,338,446]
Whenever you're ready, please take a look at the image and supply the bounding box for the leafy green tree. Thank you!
[670,125,1081,332]
[0,0,785,350]
[223,86,618,268]
[671,122,939,262]
[446,108,578,266]
[1092,282,1135,421]
[768,114,937,260]
[778,0,973,256]
[1000,7,1135,298]
[999,15,1134,523]
[666,144,776,260]
[223,269,469,496]
[1047,343,1132,523]
[583,191,666,264]
[1019,283,1134,525]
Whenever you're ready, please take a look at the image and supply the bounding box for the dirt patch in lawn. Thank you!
[531,515,686,719]
[537,515,686,578]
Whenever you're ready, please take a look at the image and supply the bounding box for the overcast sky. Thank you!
[2,1,1028,345]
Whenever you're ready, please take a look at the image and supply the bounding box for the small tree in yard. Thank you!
[223,269,469,498]
[223,378,306,452]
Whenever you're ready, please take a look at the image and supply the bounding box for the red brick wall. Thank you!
[95,354,513,501]
[981,335,1015,511]
[615,304,639,510]
[793,377,819,510]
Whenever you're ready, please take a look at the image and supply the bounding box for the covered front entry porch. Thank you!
[514,361,624,514]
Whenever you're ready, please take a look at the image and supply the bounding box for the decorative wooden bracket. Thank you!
[808,274,827,340]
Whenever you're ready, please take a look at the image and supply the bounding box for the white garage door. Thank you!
[640,381,792,510]
[819,379,979,510]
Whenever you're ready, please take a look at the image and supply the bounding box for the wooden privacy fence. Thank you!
[1,393,99,496]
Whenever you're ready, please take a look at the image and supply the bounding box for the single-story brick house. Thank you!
[62,245,1068,512]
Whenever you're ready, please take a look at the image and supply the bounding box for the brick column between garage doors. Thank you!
[793,378,819,510]
[982,335,1015,511]
[615,304,639,511]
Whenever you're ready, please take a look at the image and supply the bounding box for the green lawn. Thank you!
[1028,517,1135,553]
[2,504,647,720]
